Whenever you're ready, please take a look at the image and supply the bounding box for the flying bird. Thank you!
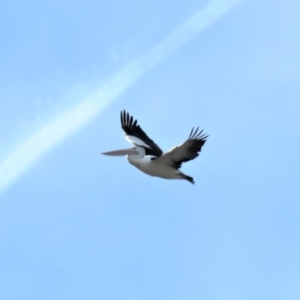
[102,110,208,184]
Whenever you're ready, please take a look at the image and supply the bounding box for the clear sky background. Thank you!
[1,0,300,299]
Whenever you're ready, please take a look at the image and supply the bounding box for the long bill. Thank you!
[101,147,138,156]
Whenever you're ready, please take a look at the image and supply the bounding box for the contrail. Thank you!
[0,0,240,194]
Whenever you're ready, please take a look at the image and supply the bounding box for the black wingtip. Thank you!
[189,126,209,141]
[121,110,135,129]
[120,110,125,126]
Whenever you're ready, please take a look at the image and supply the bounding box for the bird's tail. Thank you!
[179,172,195,185]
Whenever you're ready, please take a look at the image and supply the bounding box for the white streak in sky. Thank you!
[0,0,240,194]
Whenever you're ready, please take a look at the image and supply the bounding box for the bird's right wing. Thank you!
[120,110,163,157]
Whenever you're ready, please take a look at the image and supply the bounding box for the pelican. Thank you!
[102,110,208,184]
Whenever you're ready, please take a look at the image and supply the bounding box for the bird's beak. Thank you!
[101,147,138,156]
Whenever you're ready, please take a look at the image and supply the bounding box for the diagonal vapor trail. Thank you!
[0,0,241,194]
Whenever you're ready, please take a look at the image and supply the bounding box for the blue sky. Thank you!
[1,0,300,299]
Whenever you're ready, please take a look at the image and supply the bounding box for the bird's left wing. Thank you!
[155,127,208,169]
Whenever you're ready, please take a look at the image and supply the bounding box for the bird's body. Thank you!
[102,110,208,184]
[127,152,182,180]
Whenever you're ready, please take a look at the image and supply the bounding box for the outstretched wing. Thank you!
[120,110,163,157]
[155,127,208,169]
